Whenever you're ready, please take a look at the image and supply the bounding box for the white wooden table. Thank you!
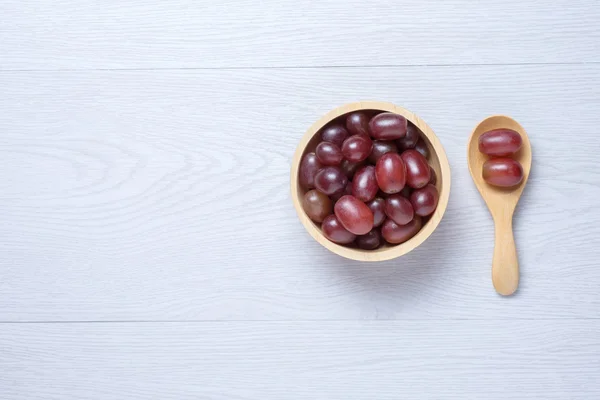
[1,1,599,398]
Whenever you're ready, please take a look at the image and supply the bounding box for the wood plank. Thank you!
[1,64,600,321]
[1,0,599,70]
[1,321,599,399]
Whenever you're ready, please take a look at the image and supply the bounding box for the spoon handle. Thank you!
[492,215,519,295]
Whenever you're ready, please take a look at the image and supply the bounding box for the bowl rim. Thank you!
[290,101,451,262]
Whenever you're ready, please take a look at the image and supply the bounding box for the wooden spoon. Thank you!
[467,115,532,296]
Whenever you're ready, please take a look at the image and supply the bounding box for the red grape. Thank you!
[369,140,398,164]
[384,194,414,225]
[479,129,522,157]
[376,189,389,199]
[346,112,371,137]
[356,229,382,250]
[369,112,407,140]
[400,186,412,198]
[321,124,350,147]
[342,135,373,162]
[331,180,353,203]
[414,139,430,159]
[482,158,524,187]
[334,195,374,235]
[300,110,438,250]
[340,159,365,179]
[299,152,323,189]
[302,190,332,223]
[367,197,386,227]
[352,165,378,202]
[322,214,356,244]
[381,216,422,244]
[345,180,353,194]
[396,122,420,150]
[429,166,437,185]
[375,153,406,194]
[401,149,431,189]
[410,184,439,216]
[316,142,343,166]
[314,166,348,196]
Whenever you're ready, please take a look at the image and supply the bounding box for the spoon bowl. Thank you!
[467,115,532,295]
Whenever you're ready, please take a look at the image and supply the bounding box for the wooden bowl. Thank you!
[290,101,451,262]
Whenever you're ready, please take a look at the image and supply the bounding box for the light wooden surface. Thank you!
[290,101,451,261]
[2,0,600,69]
[2,1,600,399]
[468,116,532,295]
[2,321,599,399]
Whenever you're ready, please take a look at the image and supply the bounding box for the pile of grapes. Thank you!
[299,111,439,250]
[479,129,523,187]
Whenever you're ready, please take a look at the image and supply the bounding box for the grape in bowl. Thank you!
[290,101,451,262]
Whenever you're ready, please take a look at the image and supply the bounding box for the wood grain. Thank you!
[1,0,600,70]
[1,65,600,321]
[2,1,599,397]
[1,321,599,399]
